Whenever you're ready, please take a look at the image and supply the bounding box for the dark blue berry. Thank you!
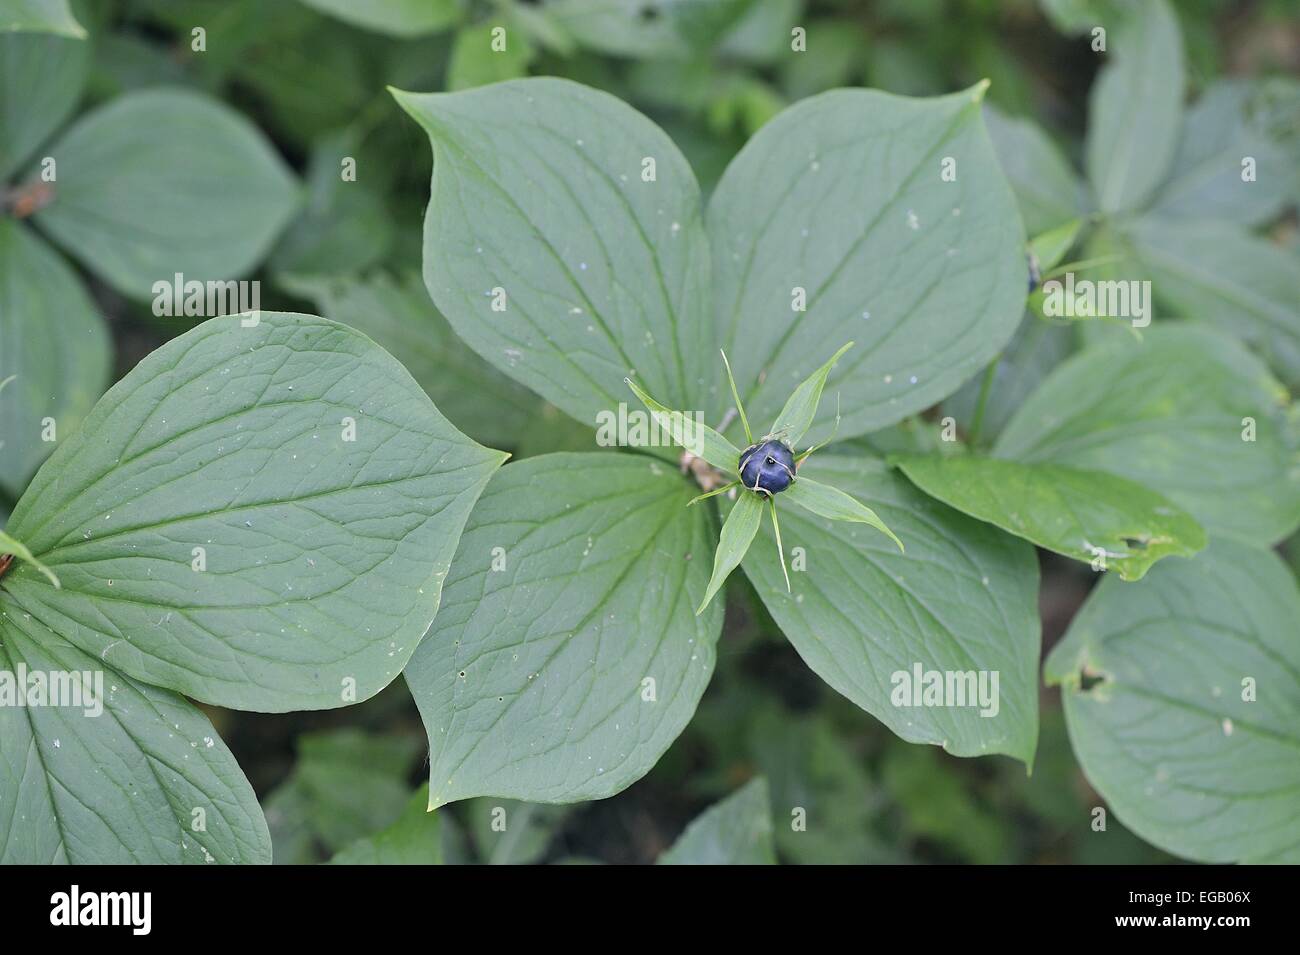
[739,439,796,495]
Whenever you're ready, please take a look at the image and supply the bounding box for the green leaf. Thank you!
[395,77,714,435]
[882,742,1011,863]
[1150,79,1298,227]
[1129,218,1300,387]
[745,708,892,863]
[782,474,904,553]
[0,609,269,863]
[1,313,506,711]
[658,777,776,865]
[269,130,393,279]
[0,0,85,38]
[538,0,751,59]
[404,452,722,807]
[1045,538,1300,863]
[1029,218,1082,274]
[626,376,739,472]
[296,0,462,37]
[719,349,752,445]
[892,454,1206,581]
[1084,0,1184,214]
[447,21,532,91]
[33,88,299,300]
[942,313,1075,443]
[995,325,1300,547]
[0,528,58,587]
[711,85,1028,444]
[0,220,110,498]
[767,341,852,447]
[329,784,442,864]
[0,31,88,179]
[982,105,1085,235]
[742,454,1041,765]
[281,270,537,450]
[265,728,421,861]
[698,489,764,614]
[465,798,570,865]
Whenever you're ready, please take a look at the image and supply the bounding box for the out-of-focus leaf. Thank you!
[658,777,775,864]
[297,0,462,37]
[0,31,87,179]
[1084,0,1183,214]
[34,88,299,299]
[0,221,110,498]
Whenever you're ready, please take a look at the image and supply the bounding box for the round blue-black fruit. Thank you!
[739,439,796,495]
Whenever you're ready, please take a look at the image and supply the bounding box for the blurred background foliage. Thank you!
[18,0,1298,862]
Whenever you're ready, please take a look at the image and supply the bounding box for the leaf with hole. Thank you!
[892,453,1205,580]
[1045,538,1300,863]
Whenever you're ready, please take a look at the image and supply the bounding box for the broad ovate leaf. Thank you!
[34,88,299,299]
[1,312,506,711]
[0,0,84,38]
[281,270,537,449]
[395,78,715,435]
[1084,0,1183,214]
[743,453,1041,764]
[296,0,462,37]
[1045,538,1300,863]
[996,325,1300,546]
[0,220,110,498]
[1129,218,1300,387]
[892,454,1205,581]
[0,610,268,863]
[0,30,88,179]
[405,452,722,807]
[658,777,776,865]
[711,84,1027,444]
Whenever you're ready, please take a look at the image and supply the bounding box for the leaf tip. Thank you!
[971,78,992,102]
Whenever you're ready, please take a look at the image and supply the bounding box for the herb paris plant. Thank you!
[394,74,1040,812]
